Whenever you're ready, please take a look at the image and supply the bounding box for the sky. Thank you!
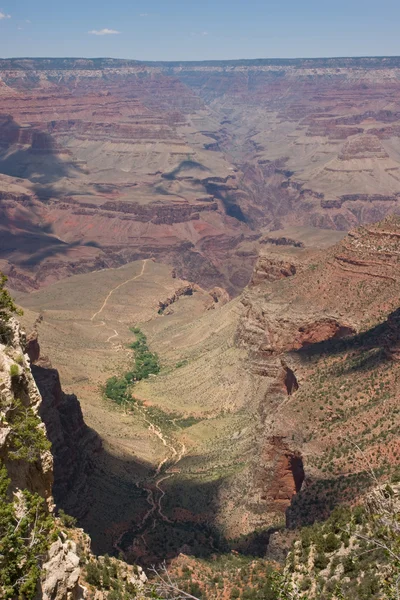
[2,0,400,61]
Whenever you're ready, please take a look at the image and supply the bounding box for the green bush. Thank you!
[86,561,102,586]
[314,551,329,571]
[104,327,160,406]
[6,399,51,462]
[0,463,55,599]
[104,375,133,405]
[323,532,341,553]
[342,556,357,575]
[9,364,19,379]
[0,273,20,320]
[128,328,160,381]
[58,509,77,528]
[299,577,312,591]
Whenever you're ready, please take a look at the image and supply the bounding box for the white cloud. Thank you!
[25,19,31,23]
[88,28,120,35]
[140,13,149,17]
[0,12,11,20]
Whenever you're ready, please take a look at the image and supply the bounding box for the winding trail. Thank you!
[113,418,186,556]
[106,329,119,343]
[90,259,148,322]
[89,257,186,551]
[137,411,186,527]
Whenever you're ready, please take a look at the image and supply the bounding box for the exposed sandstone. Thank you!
[249,256,297,287]
[158,283,197,313]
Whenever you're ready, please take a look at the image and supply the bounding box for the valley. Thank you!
[1,56,400,599]
[3,57,400,297]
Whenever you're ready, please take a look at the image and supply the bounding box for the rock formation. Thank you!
[0,308,147,598]
[3,58,400,295]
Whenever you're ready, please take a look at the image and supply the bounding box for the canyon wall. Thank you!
[3,58,400,294]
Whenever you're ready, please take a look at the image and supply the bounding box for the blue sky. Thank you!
[2,0,400,61]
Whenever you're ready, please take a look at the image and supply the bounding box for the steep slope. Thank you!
[13,217,400,568]
[0,279,151,599]
[0,65,256,295]
[237,215,400,527]
[3,58,400,295]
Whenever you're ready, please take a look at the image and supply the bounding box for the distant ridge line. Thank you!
[2,56,400,70]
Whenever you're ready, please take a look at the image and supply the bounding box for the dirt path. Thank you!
[132,409,186,531]
[90,259,148,321]
[90,258,185,547]
[106,329,119,343]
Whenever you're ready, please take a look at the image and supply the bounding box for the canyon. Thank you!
[1,56,400,598]
[3,58,400,295]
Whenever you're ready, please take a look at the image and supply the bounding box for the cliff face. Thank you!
[0,313,146,599]
[234,216,400,528]
[33,363,102,518]
[0,317,53,503]
[3,58,400,297]
[24,331,102,518]
[0,316,86,599]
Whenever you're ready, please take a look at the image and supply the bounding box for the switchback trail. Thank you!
[137,409,186,526]
[90,259,148,321]
[113,413,186,556]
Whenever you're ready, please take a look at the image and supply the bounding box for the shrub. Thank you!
[314,551,329,571]
[0,463,55,599]
[6,399,51,462]
[86,561,102,586]
[323,532,341,553]
[128,328,160,381]
[9,364,20,379]
[58,509,77,528]
[0,273,20,320]
[104,375,132,405]
[342,556,357,575]
[299,577,312,591]
[105,327,160,406]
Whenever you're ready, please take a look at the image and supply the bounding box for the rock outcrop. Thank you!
[249,255,297,287]
[158,283,196,313]
[42,536,84,600]
[4,58,400,295]
[0,317,53,502]
[0,309,148,599]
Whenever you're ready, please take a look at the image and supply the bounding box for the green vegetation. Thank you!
[9,364,20,379]
[0,273,19,319]
[2,398,51,463]
[144,405,202,432]
[175,359,188,369]
[103,327,160,406]
[284,497,400,599]
[104,375,133,406]
[0,463,55,599]
[58,509,77,528]
[127,328,160,382]
[165,554,283,600]
[84,556,143,599]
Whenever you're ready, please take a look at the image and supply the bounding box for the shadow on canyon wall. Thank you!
[33,359,280,564]
[0,115,101,269]
[286,470,373,530]
[0,114,83,185]
[295,308,400,373]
